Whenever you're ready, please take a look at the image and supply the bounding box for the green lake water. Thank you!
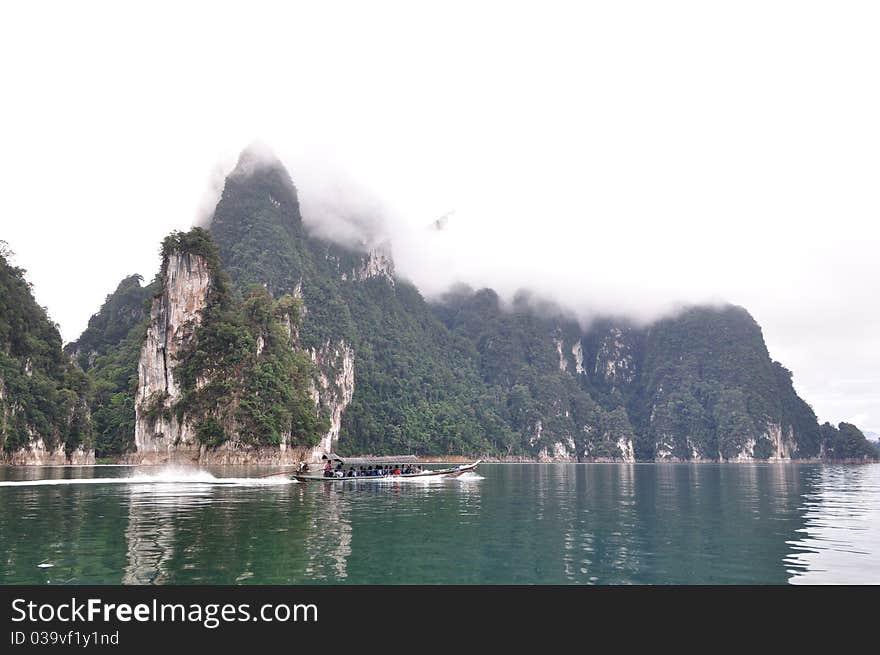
[1,463,878,584]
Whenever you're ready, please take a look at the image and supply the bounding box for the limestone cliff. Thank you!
[130,229,336,465]
[593,327,637,388]
[308,340,355,458]
[133,250,211,462]
[1,436,93,465]
[343,243,396,285]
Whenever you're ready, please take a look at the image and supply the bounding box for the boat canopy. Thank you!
[321,453,420,465]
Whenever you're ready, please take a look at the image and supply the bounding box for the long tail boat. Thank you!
[291,454,481,483]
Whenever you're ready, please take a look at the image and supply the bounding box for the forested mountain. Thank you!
[2,149,876,463]
[64,274,154,371]
[207,151,510,457]
[64,274,156,456]
[433,287,637,460]
[820,422,880,461]
[196,148,876,462]
[432,288,877,461]
[0,245,92,463]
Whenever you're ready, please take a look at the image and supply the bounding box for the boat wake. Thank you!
[0,466,296,488]
[377,470,484,484]
[376,474,447,485]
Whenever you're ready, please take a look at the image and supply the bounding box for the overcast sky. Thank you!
[1,1,877,433]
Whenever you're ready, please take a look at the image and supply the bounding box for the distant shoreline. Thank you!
[416,456,876,465]
[4,456,875,467]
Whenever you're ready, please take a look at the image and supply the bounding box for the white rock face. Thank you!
[554,338,568,372]
[654,437,675,461]
[13,437,65,465]
[1,436,94,465]
[529,420,543,447]
[353,246,395,285]
[732,437,757,461]
[288,282,305,342]
[594,327,635,386]
[69,346,98,369]
[581,420,636,462]
[765,422,797,460]
[134,251,212,462]
[653,423,799,462]
[617,437,635,462]
[308,340,355,461]
[535,438,576,461]
[572,340,585,375]
[556,437,577,460]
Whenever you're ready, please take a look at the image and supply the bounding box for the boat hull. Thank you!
[293,461,480,483]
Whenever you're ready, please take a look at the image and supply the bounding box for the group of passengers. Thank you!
[322,461,422,478]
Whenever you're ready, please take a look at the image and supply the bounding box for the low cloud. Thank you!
[234,145,878,434]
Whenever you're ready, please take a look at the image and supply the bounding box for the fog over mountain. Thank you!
[1,2,877,432]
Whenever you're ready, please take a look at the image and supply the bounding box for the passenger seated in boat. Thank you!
[323,461,332,478]
[393,465,401,475]
[347,468,356,477]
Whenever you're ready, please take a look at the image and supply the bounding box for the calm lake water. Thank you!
[1,463,878,584]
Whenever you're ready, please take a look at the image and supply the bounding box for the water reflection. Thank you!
[557,464,642,584]
[2,464,878,584]
[304,485,352,580]
[123,482,214,584]
[786,464,880,584]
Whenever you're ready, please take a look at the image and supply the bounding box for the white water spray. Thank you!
[0,465,297,488]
